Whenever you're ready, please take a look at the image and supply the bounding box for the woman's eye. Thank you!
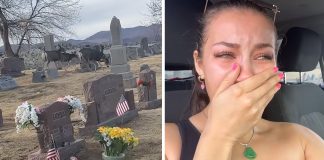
[256,54,273,60]
[214,52,235,59]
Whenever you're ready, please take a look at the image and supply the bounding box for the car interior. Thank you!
[165,0,324,139]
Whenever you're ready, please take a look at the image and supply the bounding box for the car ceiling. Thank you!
[210,0,324,39]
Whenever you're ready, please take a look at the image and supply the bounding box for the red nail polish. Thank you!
[279,73,284,79]
[273,66,278,73]
[232,63,238,71]
[276,83,281,89]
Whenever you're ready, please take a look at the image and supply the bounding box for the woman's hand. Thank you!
[194,64,282,160]
[205,64,282,141]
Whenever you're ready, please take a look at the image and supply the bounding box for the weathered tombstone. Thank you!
[109,17,136,88]
[79,74,138,136]
[0,76,17,91]
[0,57,25,76]
[125,46,138,60]
[140,64,150,72]
[32,68,46,83]
[140,37,152,56]
[137,65,162,110]
[137,48,145,58]
[44,35,55,51]
[150,43,162,54]
[28,102,85,160]
[0,109,3,127]
[46,62,59,79]
[110,16,122,45]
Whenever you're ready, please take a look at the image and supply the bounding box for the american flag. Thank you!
[116,94,129,116]
[47,134,60,160]
[46,148,60,160]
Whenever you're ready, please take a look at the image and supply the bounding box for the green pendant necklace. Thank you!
[239,127,257,160]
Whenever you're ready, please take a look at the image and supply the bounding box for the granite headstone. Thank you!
[0,76,17,91]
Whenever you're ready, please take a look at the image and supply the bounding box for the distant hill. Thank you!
[67,24,161,45]
[0,24,161,54]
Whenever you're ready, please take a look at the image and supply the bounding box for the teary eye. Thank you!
[214,51,235,59]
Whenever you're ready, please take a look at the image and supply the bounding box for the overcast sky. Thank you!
[69,0,151,40]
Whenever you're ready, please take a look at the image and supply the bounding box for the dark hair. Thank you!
[189,1,278,115]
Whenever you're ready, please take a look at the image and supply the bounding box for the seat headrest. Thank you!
[277,27,322,72]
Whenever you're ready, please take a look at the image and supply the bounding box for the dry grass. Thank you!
[0,55,162,160]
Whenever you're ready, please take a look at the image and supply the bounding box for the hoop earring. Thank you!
[198,75,205,90]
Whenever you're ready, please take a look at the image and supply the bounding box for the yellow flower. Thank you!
[97,126,105,134]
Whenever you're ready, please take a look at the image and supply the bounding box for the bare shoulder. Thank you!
[269,121,324,159]
[165,123,182,160]
[288,123,324,160]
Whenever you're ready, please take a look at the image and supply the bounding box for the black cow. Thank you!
[79,45,110,67]
[43,46,79,67]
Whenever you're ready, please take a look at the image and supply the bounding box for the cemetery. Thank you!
[0,15,162,160]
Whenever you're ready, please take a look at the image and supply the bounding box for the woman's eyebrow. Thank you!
[212,41,240,48]
[254,43,274,49]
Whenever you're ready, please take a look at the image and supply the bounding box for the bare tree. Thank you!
[0,0,80,57]
[146,0,161,42]
[147,0,162,25]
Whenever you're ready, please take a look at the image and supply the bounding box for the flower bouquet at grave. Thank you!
[57,95,86,122]
[96,126,139,159]
[15,101,40,133]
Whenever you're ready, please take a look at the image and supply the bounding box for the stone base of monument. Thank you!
[123,77,137,88]
[28,139,86,160]
[110,64,130,73]
[137,99,162,110]
[78,109,139,136]
[0,57,25,77]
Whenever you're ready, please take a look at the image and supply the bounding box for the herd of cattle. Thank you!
[42,45,111,68]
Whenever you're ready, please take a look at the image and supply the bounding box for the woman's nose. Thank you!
[235,63,254,82]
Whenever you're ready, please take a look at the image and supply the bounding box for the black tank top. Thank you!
[176,119,201,160]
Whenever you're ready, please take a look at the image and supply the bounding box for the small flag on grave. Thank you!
[46,134,60,160]
[116,94,129,116]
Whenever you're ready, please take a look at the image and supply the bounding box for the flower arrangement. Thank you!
[57,95,86,122]
[15,101,40,133]
[96,126,139,157]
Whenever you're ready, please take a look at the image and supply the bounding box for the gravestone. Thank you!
[0,76,17,91]
[0,109,3,127]
[110,16,122,45]
[79,74,138,136]
[28,102,85,160]
[126,46,138,60]
[140,64,150,72]
[109,17,136,88]
[150,43,162,54]
[137,48,145,58]
[140,37,152,56]
[44,35,55,51]
[0,57,25,76]
[46,62,59,79]
[137,65,162,110]
[32,68,46,83]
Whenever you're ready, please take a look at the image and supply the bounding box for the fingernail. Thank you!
[276,83,281,89]
[278,72,284,79]
[273,66,278,73]
[232,63,238,71]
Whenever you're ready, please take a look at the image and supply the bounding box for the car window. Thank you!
[165,70,193,80]
[285,63,323,85]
